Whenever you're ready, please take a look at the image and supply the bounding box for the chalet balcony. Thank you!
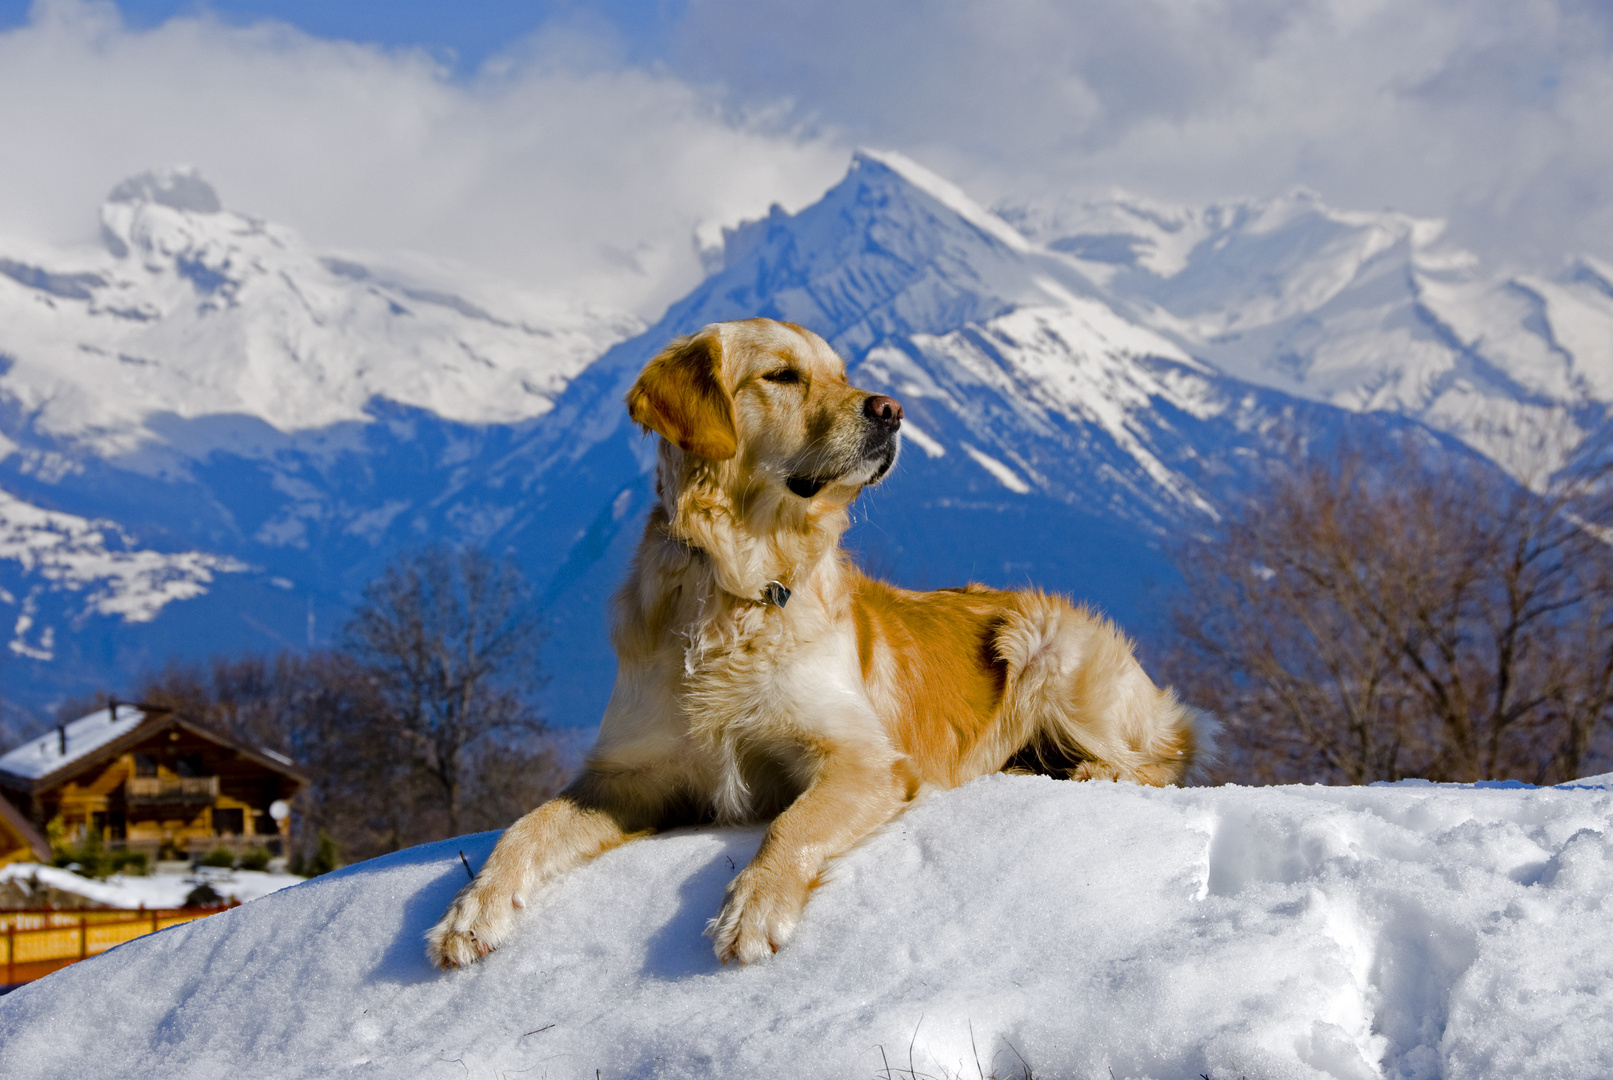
[124,776,220,806]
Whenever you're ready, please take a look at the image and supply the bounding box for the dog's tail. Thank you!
[993,591,1207,786]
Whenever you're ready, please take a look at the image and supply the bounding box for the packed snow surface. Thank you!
[2,774,1611,1079]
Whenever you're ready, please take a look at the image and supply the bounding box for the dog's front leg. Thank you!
[427,769,661,969]
[709,747,913,964]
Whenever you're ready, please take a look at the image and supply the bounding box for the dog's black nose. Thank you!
[865,394,903,431]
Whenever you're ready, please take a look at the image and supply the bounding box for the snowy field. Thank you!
[0,862,305,909]
[1,773,1610,1079]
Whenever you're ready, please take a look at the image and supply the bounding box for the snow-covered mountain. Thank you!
[1000,190,1613,475]
[0,154,1536,728]
[0,167,638,458]
[0,169,641,717]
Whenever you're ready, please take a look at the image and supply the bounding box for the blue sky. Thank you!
[0,1,685,68]
[1,0,1610,315]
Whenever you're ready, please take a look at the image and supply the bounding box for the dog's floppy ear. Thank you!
[626,328,737,460]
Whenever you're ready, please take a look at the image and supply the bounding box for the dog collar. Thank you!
[662,525,791,609]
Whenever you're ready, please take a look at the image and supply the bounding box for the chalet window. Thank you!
[134,754,157,777]
[253,813,276,837]
[90,811,127,841]
[175,754,207,778]
[212,808,244,835]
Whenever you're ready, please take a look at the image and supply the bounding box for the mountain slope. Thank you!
[1000,190,1613,474]
[0,486,244,657]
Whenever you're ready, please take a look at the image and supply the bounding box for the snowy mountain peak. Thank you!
[584,153,1272,536]
[1001,187,1449,293]
[850,149,1034,254]
[689,151,1112,368]
[0,173,641,456]
[99,167,235,262]
[97,165,292,284]
[716,149,1035,283]
[1001,185,1613,474]
[106,166,223,214]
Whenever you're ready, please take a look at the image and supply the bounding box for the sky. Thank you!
[1,0,1610,318]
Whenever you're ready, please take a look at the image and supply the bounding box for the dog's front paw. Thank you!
[426,875,523,969]
[1070,761,1123,782]
[707,864,808,965]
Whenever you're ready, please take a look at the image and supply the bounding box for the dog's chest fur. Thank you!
[645,554,865,820]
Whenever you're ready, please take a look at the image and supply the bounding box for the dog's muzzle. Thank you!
[785,394,904,498]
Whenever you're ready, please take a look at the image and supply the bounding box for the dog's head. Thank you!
[627,319,902,516]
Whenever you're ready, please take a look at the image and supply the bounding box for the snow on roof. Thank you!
[2,773,1610,1077]
[0,706,148,781]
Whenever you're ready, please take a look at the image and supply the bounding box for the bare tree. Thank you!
[141,651,405,866]
[342,545,546,836]
[1164,435,1613,785]
[134,551,560,864]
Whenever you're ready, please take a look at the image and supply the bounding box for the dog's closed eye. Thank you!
[762,368,801,384]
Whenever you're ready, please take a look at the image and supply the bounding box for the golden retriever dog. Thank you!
[428,317,1202,969]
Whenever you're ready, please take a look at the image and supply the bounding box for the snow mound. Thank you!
[2,775,1610,1079]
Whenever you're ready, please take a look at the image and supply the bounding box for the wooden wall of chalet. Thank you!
[2,721,300,854]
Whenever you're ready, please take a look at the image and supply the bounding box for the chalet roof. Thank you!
[0,706,150,780]
[0,705,307,794]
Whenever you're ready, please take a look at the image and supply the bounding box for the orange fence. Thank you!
[1,905,235,986]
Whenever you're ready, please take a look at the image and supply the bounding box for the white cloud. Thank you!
[2,0,1610,313]
[662,0,1613,270]
[0,0,849,316]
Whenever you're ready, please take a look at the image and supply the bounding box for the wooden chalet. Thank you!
[0,702,306,864]
[0,793,49,867]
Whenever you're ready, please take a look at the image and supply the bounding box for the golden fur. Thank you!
[428,318,1201,968]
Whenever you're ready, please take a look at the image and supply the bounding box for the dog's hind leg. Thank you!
[995,594,1200,786]
[426,765,672,969]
